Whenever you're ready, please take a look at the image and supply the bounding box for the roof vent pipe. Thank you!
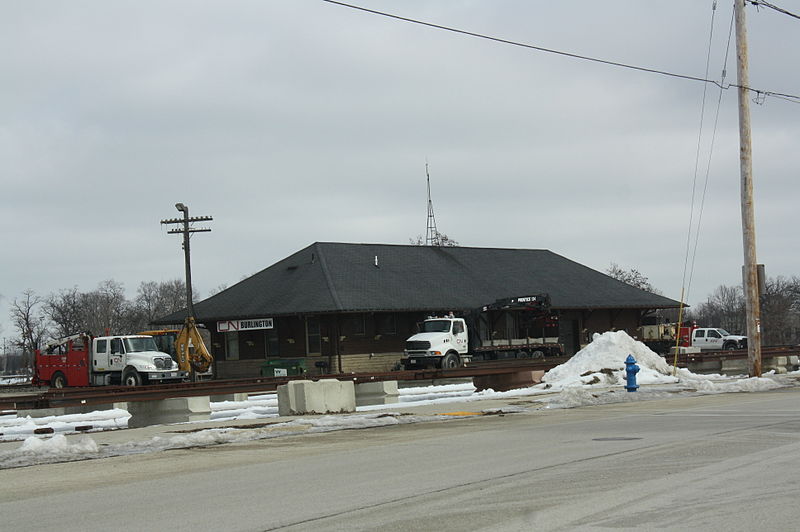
[374,255,379,268]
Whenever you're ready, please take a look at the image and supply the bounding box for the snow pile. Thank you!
[0,433,101,467]
[210,393,279,421]
[0,412,438,469]
[0,409,130,441]
[543,330,676,388]
[694,376,783,394]
[0,375,30,385]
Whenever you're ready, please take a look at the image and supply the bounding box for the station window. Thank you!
[306,317,321,355]
[266,328,280,358]
[342,314,366,336]
[375,314,396,335]
[225,331,239,360]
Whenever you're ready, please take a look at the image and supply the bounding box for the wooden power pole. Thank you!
[160,203,215,377]
[160,203,213,319]
[734,0,762,377]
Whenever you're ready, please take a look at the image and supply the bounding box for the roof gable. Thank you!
[157,242,680,323]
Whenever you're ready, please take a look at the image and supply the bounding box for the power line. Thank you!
[321,0,800,104]
[687,4,737,305]
[681,0,722,312]
[747,0,800,20]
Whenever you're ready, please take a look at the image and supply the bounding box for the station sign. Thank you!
[217,318,274,332]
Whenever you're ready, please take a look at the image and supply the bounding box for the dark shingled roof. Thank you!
[156,242,680,323]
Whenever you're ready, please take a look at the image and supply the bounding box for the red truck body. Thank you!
[34,333,92,387]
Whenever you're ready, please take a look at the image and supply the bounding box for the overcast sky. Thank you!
[2,1,798,339]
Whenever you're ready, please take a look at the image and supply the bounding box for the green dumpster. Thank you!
[260,358,307,377]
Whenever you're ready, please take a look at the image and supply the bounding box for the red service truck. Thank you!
[33,332,188,388]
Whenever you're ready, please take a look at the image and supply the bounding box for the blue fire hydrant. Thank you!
[624,354,639,392]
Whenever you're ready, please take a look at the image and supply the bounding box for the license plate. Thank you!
[410,359,417,364]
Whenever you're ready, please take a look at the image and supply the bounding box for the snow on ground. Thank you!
[0,409,129,441]
[0,375,30,386]
[1,330,797,469]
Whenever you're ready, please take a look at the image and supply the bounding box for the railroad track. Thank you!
[665,345,800,366]
[0,359,559,411]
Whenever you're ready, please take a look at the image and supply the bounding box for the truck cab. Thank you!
[402,317,469,369]
[691,328,747,351]
[92,335,187,386]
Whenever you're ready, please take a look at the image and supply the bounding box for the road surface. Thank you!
[2,389,799,531]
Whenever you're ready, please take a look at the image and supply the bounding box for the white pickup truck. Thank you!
[691,328,748,351]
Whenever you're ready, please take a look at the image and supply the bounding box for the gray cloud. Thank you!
[2,1,798,336]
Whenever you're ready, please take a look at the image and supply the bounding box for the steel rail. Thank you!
[667,345,800,366]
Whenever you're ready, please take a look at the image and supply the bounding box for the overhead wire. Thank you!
[747,0,800,20]
[687,6,737,305]
[321,0,800,105]
[672,0,726,372]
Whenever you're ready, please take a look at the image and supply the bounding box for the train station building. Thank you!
[156,242,681,379]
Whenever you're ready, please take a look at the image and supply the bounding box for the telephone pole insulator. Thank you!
[160,203,213,319]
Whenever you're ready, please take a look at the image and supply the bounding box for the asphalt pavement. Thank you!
[2,386,800,531]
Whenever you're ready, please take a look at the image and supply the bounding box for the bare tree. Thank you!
[133,279,197,329]
[606,263,661,295]
[9,289,49,369]
[409,233,460,247]
[687,284,746,334]
[80,280,132,335]
[760,276,800,345]
[208,283,228,297]
[45,286,85,338]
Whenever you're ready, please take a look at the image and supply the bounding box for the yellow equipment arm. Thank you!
[175,317,214,374]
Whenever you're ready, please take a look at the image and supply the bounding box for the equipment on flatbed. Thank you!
[175,317,214,375]
[401,294,563,370]
[140,321,214,377]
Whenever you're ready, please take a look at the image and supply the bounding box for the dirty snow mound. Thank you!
[543,330,675,387]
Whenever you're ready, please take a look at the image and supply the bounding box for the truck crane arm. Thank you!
[175,316,214,374]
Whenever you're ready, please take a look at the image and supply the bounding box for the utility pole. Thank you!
[160,203,214,378]
[160,203,213,319]
[735,0,762,377]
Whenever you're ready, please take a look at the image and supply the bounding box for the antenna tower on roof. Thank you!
[425,163,440,246]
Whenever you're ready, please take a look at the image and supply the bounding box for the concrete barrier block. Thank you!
[209,393,249,403]
[19,402,129,419]
[319,379,356,413]
[720,358,748,375]
[356,381,399,407]
[295,380,326,414]
[277,380,306,416]
[686,360,722,374]
[278,379,355,416]
[126,396,211,428]
[771,356,788,366]
[473,370,544,392]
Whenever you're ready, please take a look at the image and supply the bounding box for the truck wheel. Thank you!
[440,352,460,369]
[532,350,545,359]
[51,372,67,389]
[122,369,142,387]
[723,342,737,351]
